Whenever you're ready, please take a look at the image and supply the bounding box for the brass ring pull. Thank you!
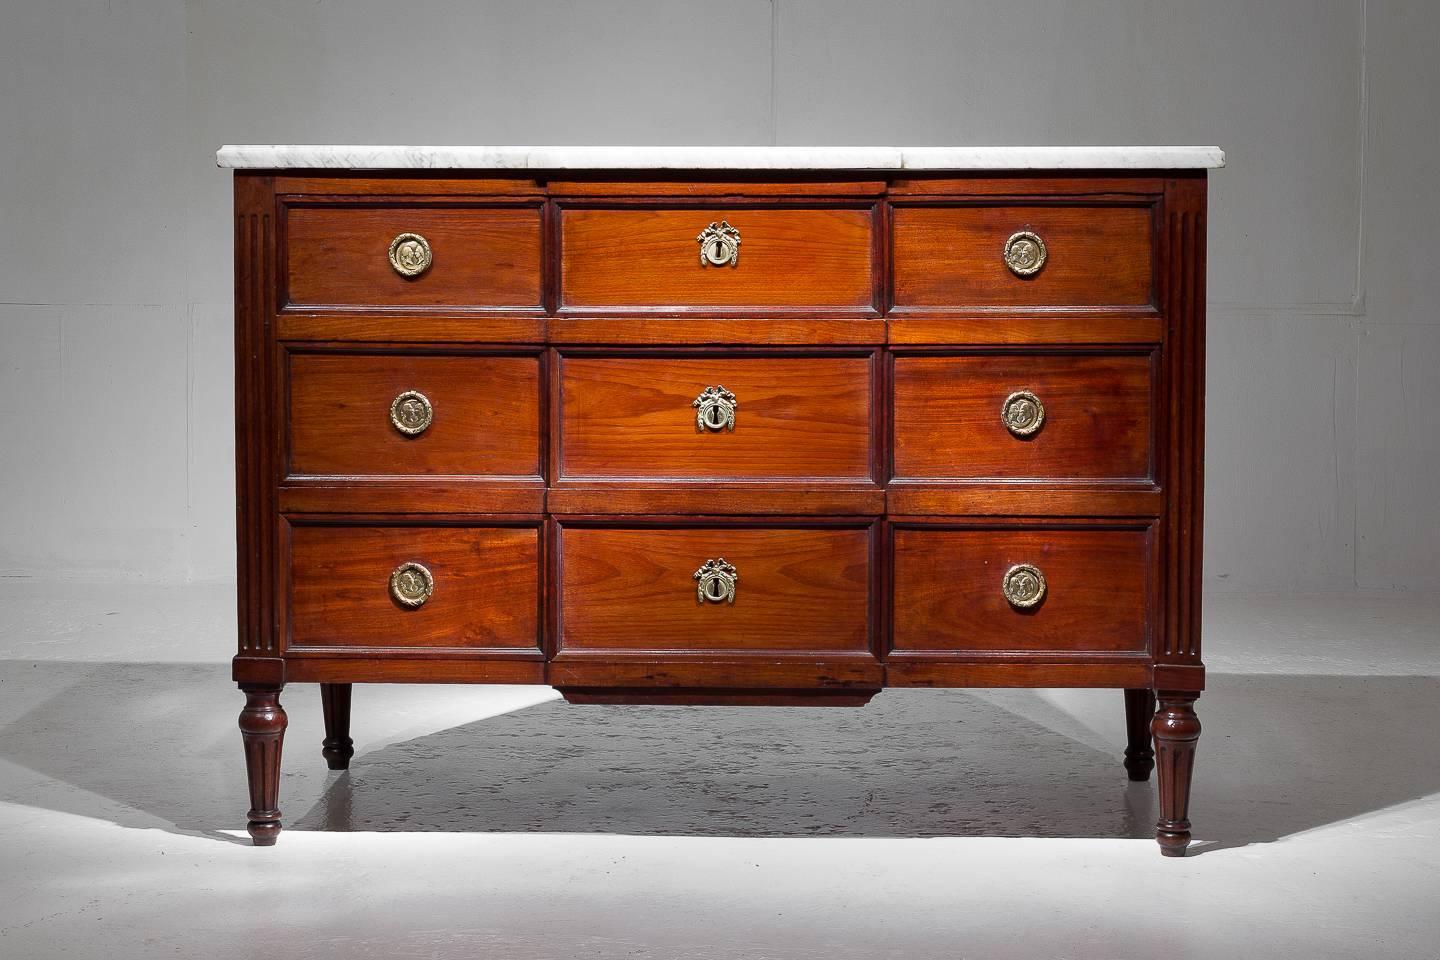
[1003,230,1047,277]
[1001,390,1045,437]
[390,390,433,436]
[388,232,433,277]
[1002,563,1047,609]
[693,385,737,432]
[697,221,740,267]
[694,558,738,604]
[390,562,434,608]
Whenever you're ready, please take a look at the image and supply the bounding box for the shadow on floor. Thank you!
[1,662,1435,850]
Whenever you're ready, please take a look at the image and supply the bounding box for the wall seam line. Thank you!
[1352,0,1368,588]
[769,0,780,145]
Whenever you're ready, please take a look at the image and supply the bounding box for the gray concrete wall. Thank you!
[1,0,1435,591]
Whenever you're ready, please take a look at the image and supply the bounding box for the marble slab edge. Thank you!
[216,145,1226,171]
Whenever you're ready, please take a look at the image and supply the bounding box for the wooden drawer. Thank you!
[287,523,542,652]
[557,353,875,481]
[892,352,1154,481]
[557,522,874,654]
[892,204,1154,310]
[287,353,541,478]
[559,206,876,312]
[891,523,1153,654]
[283,203,543,309]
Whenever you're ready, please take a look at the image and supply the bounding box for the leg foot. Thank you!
[1152,691,1201,857]
[239,684,287,846]
[1123,688,1156,781]
[320,683,354,770]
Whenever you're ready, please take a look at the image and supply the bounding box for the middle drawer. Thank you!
[556,521,875,655]
[557,352,877,482]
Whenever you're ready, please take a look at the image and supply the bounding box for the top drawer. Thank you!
[892,204,1155,310]
[559,206,877,313]
[284,204,544,309]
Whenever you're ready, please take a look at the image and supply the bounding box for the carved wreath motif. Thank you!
[693,385,737,432]
[694,558,739,604]
[697,221,741,267]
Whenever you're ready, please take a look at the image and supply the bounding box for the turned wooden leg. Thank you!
[1152,691,1201,857]
[320,683,355,770]
[239,684,287,846]
[1123,688,1157,781]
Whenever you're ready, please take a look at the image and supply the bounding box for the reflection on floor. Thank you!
[1,587,1437,958]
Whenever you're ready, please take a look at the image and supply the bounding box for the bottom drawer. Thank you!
[891,522,1153,654]
[286,523,541,652]
[557,521,875,655]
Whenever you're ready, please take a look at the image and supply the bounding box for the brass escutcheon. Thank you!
[693,385,737,432]
[697,221,741,267]
[694,558,738,604]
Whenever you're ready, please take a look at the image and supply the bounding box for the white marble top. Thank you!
[216,145,1224,171]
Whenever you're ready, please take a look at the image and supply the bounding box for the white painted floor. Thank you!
[1,583,1437,958]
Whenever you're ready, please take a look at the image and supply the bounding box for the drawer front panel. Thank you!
[558,524,873,653]
[892,205,1154,309]
[559,354,874,481]
[284,204,543,308]
[892,352,1154,481]
[891,525,1152,654]
[559,207,875,310]
[288,524,541,651]
[288,353,541,478]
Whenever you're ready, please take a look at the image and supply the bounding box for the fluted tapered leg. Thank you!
[239,684,287,846]
[1152,691,1201,857]
[320,683,354,770]
[1123,688,1157,781]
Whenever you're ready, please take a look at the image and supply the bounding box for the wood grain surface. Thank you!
[892,352,1154,480]
[559,353,874,480]
[891,524,1152,653]
[558,523,873,653]
[560,206,875,310]
[287,353,541,478]
[288,524,541,651]
[285,204,542,308]
[892,204,1154,309]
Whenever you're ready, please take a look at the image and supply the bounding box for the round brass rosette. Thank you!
[1001,390,1045,437]
[390,562,434,608]
[1002,563,1047,608]
[388,232,433,277]
[1003,230,1047,277]
[390,390,433,436]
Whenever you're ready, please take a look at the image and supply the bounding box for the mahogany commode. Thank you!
[220,144,1222,855]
